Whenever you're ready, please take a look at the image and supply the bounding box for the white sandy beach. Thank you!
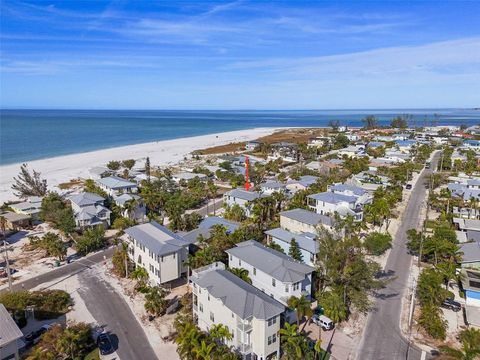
[0,127,277,203]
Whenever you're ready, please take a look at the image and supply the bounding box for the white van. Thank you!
[312,314,334,330]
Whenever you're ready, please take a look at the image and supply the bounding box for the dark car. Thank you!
[441,298,461,312]
[24,324,53,346]
[97,333,114,355]
[406,183,412,190]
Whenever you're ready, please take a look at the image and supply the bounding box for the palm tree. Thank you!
[228,267,252,284]
[279,323,304,359]
[193,340,215,360]
[209,324,233,344]
[175,323,201,360]
[144,286,169,317]
[123,198,138,220]
[287,294,313,327]
[439,328,480,360]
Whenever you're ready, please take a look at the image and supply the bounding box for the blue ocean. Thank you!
[1,109,479,165]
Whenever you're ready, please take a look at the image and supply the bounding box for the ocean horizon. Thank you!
[1,109,479,166]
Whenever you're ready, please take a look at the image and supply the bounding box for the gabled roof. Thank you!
[226,240,314,283]
[96,176,137,190]
[192,268,284,320]
[265,227,319,254]
[124,221,189,256]
[114,193,141,206]
[68,192,105,207]
[224,189,266,202]
[199,216,240,233]
[260,181,286,189]
[279,208,334,227]
[182,227,212,244]
[0,304,23,347]
[307,192,357,204]
[330,184,368,197]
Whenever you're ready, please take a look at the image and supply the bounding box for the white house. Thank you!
[260,181,287,195]
[68,192,111,229]
[328,183,373,206]
[307,192,364,220]
[9,196,43,220]
[223,189,267,217]
[172,172,208,183]
[307,137,329,148]
[114,193,146,222]
[267,142,298,163]
[124,221,190,285]
[0,304,24,360]
[95,176,138,197]
[285,176,319,194]
[246,140,262,151]
[265,228,318,266]
[279,208,335,234]
[225,240,314,307]
[191,262,284,360]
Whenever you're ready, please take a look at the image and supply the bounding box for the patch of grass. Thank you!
[58,178,84,190]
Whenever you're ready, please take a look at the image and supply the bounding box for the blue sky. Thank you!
[1,0,479,109]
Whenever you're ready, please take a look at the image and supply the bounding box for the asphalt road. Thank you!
[78,266,158,360]
[0,246,115,294]
[356,152,440,360]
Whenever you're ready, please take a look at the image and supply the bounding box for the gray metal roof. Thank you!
[330,184,367,197]
[192,268,284,320]
[265,227,319,254]
[96,176,137,190]
[460,242,480,263]
[0,304,23,347]
[307,192,357,204]
[68,192,105,206]
[260,181,286,189]
[114,193,141,206]
[182,227,212,244]
[279,208,334,227]
[199,217,240,233]
[224,189,266,202]
[226,240,314,283]
[124,221,190,256]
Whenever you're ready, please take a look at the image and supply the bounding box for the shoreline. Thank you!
[0,127,279,203]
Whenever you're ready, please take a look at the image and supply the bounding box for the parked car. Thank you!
[406,183,412,190]
[24,324,54,346]
[441,299,461,312]
[311,314,334,330]
[97,333,114,355]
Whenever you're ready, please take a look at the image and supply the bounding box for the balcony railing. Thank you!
[236,319,252,332]
[238,343,252,354]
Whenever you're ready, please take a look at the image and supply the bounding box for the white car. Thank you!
[312,314,334,330]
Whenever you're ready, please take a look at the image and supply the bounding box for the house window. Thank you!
[293,282,300,291]
[239,259,241,266]
[173,253,176,259]
[161,256,164,262]
[199,303,203,312]
[272,334,277,343]
[210,312,215,322]
[272,278,276,287]
[253,268,256,276]
[267,316,277,326]
[208,294,210,301]
[232,312,234,318]
[285,285,289,293]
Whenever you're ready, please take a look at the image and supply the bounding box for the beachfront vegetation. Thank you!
[76,225,107,255]
[362,115,379,129]
[390,116,408,129]
[106,160,121,170]
[12,163,48,197]
[27,232,67,261]
[40,192,76,234]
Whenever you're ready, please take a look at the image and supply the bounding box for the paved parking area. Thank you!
[303,321,356,360]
